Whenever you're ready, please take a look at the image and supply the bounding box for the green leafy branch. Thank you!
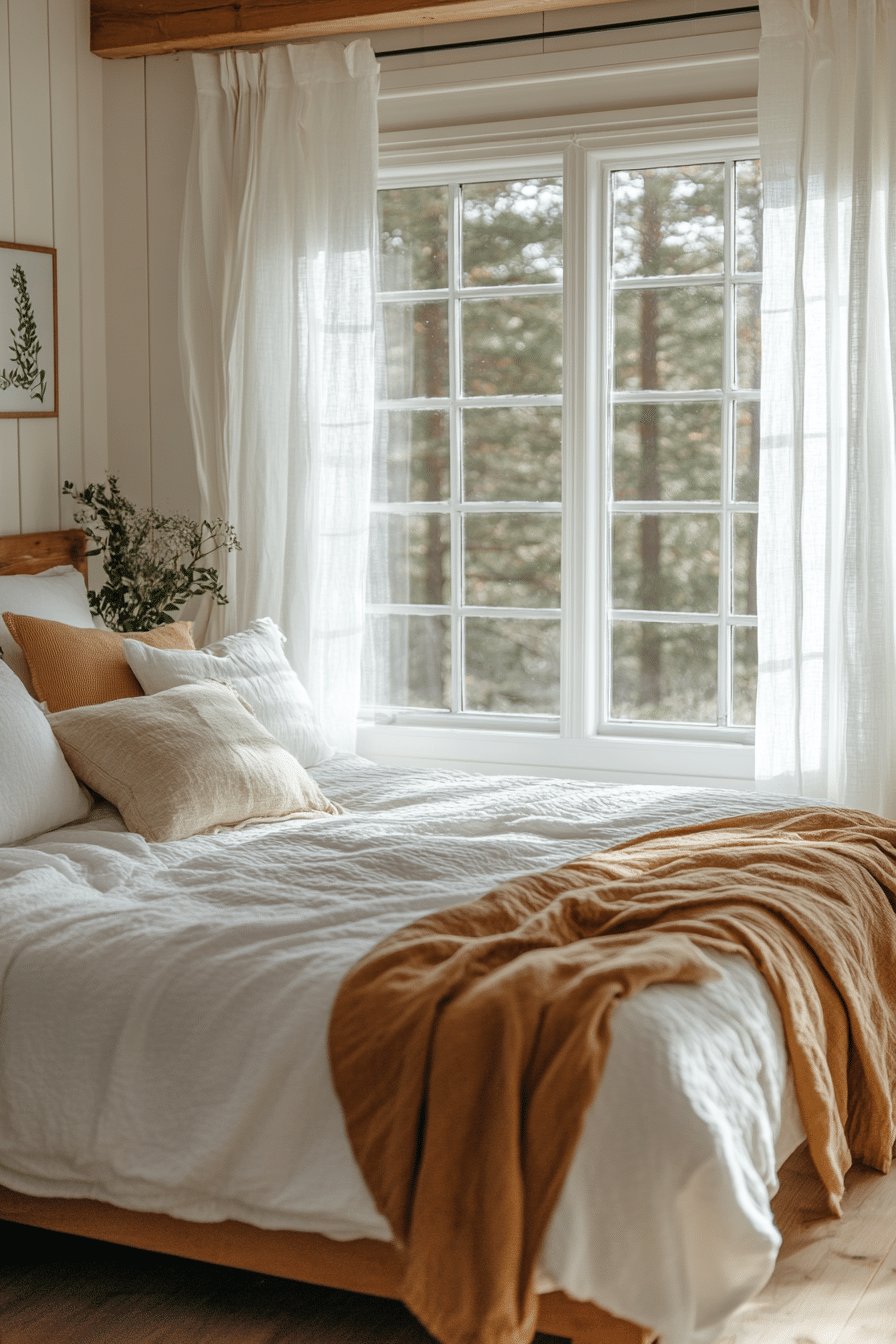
[0,264,46,402]
[63,476,241,634]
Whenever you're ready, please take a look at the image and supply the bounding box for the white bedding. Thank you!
[0,755,807,1344]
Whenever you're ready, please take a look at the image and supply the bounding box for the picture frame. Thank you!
[0,241,57,418]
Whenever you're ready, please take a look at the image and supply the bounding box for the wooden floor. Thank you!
[0,1144,894,1344]
[723,1142,896,1344]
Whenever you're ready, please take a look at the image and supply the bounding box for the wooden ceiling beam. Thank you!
[90,0,627,59]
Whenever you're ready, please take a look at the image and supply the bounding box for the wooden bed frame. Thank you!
[0,528,656,1344]
[0,528,89,581]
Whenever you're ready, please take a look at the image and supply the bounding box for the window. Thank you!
[362,142,762,773]
[365,178,564,719]
[608,160,761,729]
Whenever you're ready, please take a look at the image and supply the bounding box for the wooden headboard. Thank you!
[0,529,88,582]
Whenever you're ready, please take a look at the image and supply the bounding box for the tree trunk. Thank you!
[422,307,449,704]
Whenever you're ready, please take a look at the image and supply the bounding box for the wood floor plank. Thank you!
[721,1143,896,1344]
[833,1232,896,1344]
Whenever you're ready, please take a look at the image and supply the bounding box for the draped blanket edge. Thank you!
[328,807,896,1344]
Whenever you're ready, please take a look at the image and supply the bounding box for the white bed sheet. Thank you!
[0,756,807,1344]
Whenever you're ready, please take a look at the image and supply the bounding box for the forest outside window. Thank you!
[365,177,563,718]
[362,150,762,741]
[609,160,761,729]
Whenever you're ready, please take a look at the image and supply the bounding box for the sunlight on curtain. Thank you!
[756,0,896,814]
[180,41,379,751]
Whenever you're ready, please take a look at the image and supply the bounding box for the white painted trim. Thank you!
[560,136,597,739]
[377,18,759,138]
[593,140,613,735]
[357,723,756,788]
[378,101,758,181]
[379,25,760,100]
[382,102,754,155]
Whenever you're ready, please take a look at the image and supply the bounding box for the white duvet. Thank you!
[0,756,808,1344]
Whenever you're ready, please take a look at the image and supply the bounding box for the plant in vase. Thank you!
[63,476,241,633]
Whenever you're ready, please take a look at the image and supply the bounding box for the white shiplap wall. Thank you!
[0,0,106,536]
[103,51,198,517]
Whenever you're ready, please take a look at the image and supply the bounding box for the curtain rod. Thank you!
[375,5,758,59]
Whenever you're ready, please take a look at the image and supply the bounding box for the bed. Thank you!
[0,528,820,1344]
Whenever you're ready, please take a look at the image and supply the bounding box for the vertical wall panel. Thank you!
[18,418,59,529]
[103,56,151,507]
[0,0,20,529]
[0,0,14,238]
[0,422,19,532]
[74,0,107,499]
[50,0,84,510]
[145,52,197,517]
[7,0,57,529]
[7,0,53,244]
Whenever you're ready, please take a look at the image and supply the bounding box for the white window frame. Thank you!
[360,103,761,788]
[576,141,761,747]
[371,174,564,726]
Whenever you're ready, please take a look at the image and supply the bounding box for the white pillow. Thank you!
[0,566,95,695]
[122,618,335,768]
[0,659,92,844]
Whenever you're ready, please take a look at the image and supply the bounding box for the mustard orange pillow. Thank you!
[1,614,195,712]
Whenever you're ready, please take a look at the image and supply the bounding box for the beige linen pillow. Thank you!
[47,680,341,843]
[2,614,195,712]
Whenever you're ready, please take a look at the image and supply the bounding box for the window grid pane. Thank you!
[608,158,760,728]
[369,177,564,719]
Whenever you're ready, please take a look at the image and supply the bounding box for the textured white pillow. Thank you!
[0,659,92,844]
[0,566,95,694]
[122,618,334,768]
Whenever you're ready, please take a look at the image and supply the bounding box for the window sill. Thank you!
[355,722,756,790]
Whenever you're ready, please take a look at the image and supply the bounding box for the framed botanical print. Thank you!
[0,242,57,417]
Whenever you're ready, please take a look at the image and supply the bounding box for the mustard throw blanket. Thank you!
[328,809,896,1344]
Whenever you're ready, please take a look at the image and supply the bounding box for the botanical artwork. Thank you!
[0,243,56,417]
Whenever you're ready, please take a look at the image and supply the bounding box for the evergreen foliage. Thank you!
[0,264,47,403]
[62,476,241,633]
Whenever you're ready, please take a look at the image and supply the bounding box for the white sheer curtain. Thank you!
[756,0,896,814]
[180,41,379,751]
